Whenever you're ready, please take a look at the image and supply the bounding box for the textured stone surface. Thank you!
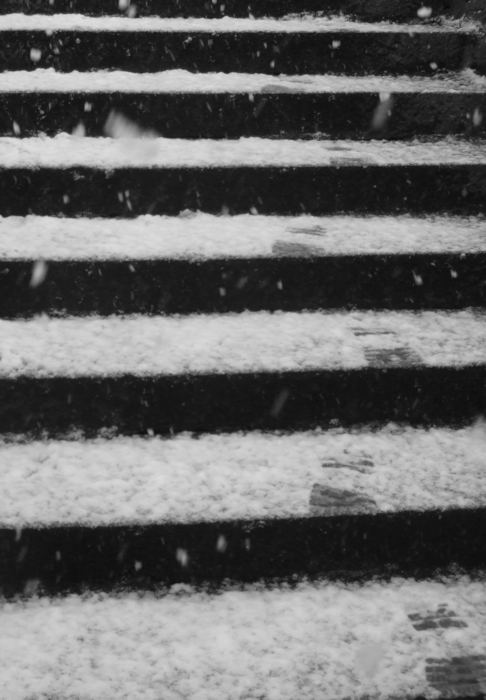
[310,483,377,510]
[426,655,486,696]
[409,604,468,630]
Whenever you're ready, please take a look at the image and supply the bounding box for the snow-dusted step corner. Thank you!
[0,14,476,32]
[1,578,485,700]
[1,214,485,260]
[2,68,486,93]
[1,310,485,377]
[0,425,485,527]
[1,135,486,168]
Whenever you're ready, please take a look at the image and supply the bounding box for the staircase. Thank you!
[0,0,486,697]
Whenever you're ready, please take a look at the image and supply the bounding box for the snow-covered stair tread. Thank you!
[2,214,485,259]
[2,69,486,93]
[2,135,486,167]
[1,426,485,526]
[1,578,485,700]
[1,310,485,377]
[0,14,476,32]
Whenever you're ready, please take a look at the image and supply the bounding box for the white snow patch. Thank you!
[0,426,485,526]
[1,68,485,93]
[0,310,485,378]
[0,578,485,700]
[0,214,485,260]
[0,14,474,32]
[0,135,485,168]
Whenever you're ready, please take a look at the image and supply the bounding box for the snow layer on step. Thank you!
[0,14,472,32]
[1,135,486,168]
[0,310,485,378]
[1,578,485,700]
[2,68,486,93]
[1,214,485,260]
[1,426,485,526]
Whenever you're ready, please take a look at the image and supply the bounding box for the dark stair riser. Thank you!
[2,166,485,217]
[0,0,457,21]
[2,254,486,317]
[0,508,485,597]
[3,92,486,139]
[0,31,475,75]
[1,368,485,437]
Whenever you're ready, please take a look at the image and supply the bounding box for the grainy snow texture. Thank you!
[0,426,485,526]
[0,135,485,167]
[1,214,484,259]
[1,578,485,700]
[0,14,473,32]
[1,310,485,377]
[2,68,486,93]
[0,3,485,700]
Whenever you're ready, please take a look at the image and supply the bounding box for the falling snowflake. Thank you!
[30,260,48,288]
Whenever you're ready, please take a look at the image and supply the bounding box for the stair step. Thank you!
[0,435,485,591]
[4,509,486,597]
[2,578,486,700]
[0,0,457,21]
[2,214,485,315]
[2,509,485,593]
[1,215,485,316]
[2,367,486,436]
[1,578,486,700]
[2,310,485,376]
[0,16,477,75]
[2,70,486,139]
[5,254,486,315]
[0,136,485,216]
[4,134,486,166]
[2,214,485,259]
[1,579,485,698]
[0,310,485,436]
[2,427,485,592]
[4,69,486,92]
[0,15,471,31]
[1,426,485,526]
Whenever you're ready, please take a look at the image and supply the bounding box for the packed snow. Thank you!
[1,68,486,93]
[0,134,485,167]
[0,310,485,378]
[0,214,484,259]
[0,425,485,526]
[0,14,475,32]
[0,578,485,700]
